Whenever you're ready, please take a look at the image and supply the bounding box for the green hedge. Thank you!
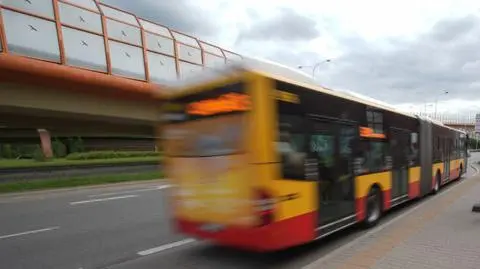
[65,151,160,160]
[0,144,39,159]
[0,137,85,160]
[468,138,480,150]
[52,139,67,158]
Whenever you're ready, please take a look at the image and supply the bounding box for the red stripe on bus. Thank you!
[355,196,366,222]
[382,189,391,210]
[450,168,458,180]
[175,211,316,251]
[408,181,420,199]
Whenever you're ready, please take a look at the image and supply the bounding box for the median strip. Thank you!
[0,156,160,170]
[70,195,139,205]
[0,171,162,194]
[0,226,60,240]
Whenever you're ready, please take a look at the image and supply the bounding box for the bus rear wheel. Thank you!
[363,186,382,228]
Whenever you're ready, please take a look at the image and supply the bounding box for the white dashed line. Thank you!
[88,185,171,198]
[470,164,479,176]
[137,239,196,256]
[0,226,60,240]
[70,195,139,205]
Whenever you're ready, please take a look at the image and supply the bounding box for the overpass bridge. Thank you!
[0,0,242,155]
[1,1,476,156]
[415,113,476,135]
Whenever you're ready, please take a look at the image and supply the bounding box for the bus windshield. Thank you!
[161,82,248,158]
[163,114,245,157]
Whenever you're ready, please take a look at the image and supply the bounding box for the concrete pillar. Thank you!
[38,129,53,158]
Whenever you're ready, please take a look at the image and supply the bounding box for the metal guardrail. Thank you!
[0,0,242,85]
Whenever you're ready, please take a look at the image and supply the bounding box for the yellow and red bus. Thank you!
[159,59,468,252]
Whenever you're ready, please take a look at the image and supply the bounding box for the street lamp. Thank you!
[297,59,332,79]
[434,90,449,119]
[424,103,433,115]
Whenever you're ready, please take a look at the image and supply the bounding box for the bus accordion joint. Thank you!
[186,93,251,116]
[359,126,386,139]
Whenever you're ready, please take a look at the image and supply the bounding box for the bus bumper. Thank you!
[174,212,316,252]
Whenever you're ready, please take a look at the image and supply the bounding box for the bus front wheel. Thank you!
[432,172,441,195]
[432,172,442,195]
[363,186,382,228]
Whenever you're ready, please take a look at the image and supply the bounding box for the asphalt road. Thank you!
[1,154,478,269]
[0,180,183,269]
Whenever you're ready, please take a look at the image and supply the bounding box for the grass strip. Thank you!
[0,171,163,194]
[0,156,160,169]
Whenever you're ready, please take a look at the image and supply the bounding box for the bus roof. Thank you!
[164,57,464,134]
[164,56,319,94]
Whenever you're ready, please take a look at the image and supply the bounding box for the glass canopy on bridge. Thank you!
[0,0,242,85]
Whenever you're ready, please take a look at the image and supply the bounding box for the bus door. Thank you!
[308,119,356,229]
[390,128,409,202]
[444,138,450,181]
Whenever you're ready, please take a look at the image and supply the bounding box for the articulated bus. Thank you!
[160,59,468,252]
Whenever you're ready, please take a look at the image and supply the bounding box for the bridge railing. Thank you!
[0,0,242,85]
[416,112,476,126]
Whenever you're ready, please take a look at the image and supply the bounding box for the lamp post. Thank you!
[424,103,433,115]
[434,90,449,119]
[297,59,331,79]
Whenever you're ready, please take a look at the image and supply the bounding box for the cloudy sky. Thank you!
[102,0,480,117]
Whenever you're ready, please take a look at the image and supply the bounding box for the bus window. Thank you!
[339,126,356,157]
[409,132,419,166]
[366,109,384,134]
[310,133,335,176]
[277,114,307,180]
[460,137,466,157]
[337,125,356,199]
[356,141,389,173]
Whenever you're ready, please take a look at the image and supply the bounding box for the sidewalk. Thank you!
[305,169,480,269]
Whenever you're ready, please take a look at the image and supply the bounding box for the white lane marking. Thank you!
[88,185,171,198]
[0,226,60,240]
[470,164,479,176]
[137,238,196,256]
[70,195,139,205]
[302,167,478,269]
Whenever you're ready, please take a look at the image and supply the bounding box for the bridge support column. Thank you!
[38,129,53,158]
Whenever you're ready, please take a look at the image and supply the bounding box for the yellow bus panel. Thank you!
[409,166,421,184]
[355,171,392,199]
[272,179,316,222]
[247,73,277,164]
